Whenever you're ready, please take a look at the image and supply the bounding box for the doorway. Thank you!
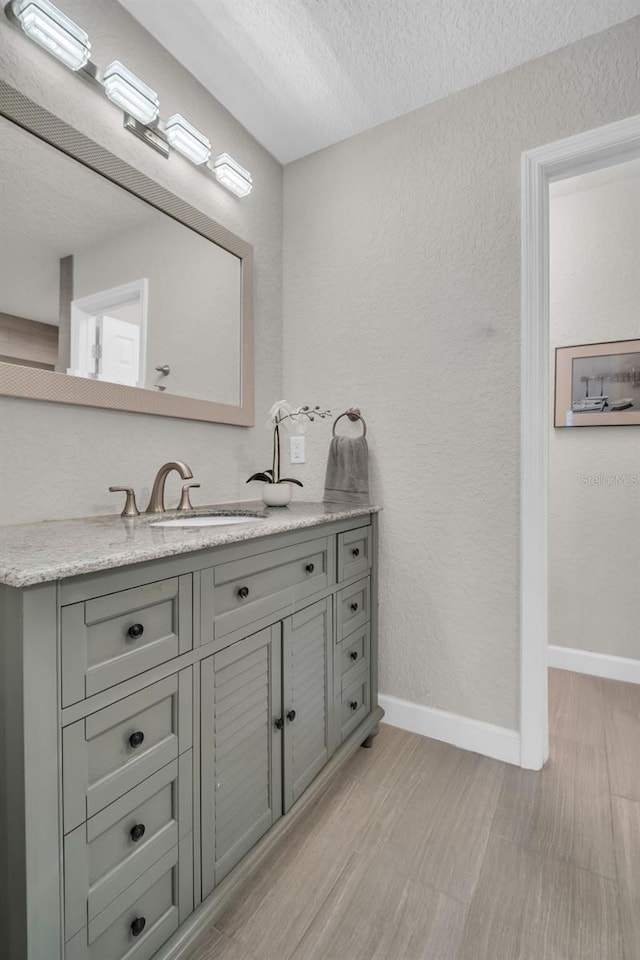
[520,114,640,770]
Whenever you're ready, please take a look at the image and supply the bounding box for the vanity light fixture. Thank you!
[4,2,254,196]
[211,153,253,197]
[165,114,211,165]
[103,60,159,126]
[10,0,91,71]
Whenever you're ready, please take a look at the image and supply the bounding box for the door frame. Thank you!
[519,113,640,770]
[68,279,149,384]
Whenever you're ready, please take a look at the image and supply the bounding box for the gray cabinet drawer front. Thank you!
[64,846,182,960]
[62,576,192,707]
[340,674,370,742]
[336,578,370,641]
[340,624,370,689]
[338,527,372,582]
[64,754,192,942]
[63,671,192,833]
[206,538,334,640]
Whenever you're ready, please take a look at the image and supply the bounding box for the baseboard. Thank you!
[548,645,640,684]
[379,694,521,766]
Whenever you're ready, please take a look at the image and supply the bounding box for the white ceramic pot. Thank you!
[262,483,291,507]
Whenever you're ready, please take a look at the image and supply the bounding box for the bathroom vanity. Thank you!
[0,503,382,960]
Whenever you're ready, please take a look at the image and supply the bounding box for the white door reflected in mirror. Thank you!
[68,279,147,388]
[98,315,141,387]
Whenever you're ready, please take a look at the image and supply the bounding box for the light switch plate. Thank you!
[290,436,305,463]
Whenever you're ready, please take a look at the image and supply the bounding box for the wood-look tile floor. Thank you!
[187,670,640,960]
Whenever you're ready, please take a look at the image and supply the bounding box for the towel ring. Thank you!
[332,408,367,438]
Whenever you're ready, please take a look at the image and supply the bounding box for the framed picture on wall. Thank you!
[555,339,640,427]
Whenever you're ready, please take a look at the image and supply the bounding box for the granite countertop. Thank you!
[0,501,382,588]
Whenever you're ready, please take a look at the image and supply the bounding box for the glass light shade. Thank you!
[166,114,211,165]
[212,153,253,197]
[103,60,159,125]
[13,0,90,71]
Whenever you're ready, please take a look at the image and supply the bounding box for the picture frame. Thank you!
[554,339,640,427]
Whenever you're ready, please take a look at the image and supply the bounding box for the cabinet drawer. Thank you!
[338,527,372,582]
[64,843,191,960]
[64,754,192,942]
[336,578,370,641]
[340,674,370,743]
[61,576,192,707]
[63,671,192,833]
[339,624,370,689]
[204,537,334,641]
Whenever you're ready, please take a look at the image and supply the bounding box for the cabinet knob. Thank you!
[237,586,250,600]
[350,602,359,612]
[130,917,146,937]
[130,823,146,843]
[127,623,144,640]
[351,547,360,557]
[305,563,315,574]
[274,717,284,730]
[350,700,358,711]
[350,651,358,661]
[286,710,296,722]
[129,730,145,749]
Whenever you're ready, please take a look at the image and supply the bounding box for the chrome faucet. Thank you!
[145,461,194,513]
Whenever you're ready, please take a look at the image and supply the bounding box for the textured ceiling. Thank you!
[117,0,640,163]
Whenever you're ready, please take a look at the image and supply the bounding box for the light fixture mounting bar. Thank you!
[123,114,169,158]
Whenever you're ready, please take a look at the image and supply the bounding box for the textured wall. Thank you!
[0,0,282,523]
[549,163,640,661]
[283,19,640,729]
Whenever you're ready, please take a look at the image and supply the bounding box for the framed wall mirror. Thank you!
[0,79,254,425]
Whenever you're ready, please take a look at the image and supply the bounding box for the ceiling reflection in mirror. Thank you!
[0,115,242,405]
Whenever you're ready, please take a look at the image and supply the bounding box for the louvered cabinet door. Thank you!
[200,626,282,898]
[282,597,333,813]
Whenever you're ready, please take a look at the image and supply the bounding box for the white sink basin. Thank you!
[152,515,263,528]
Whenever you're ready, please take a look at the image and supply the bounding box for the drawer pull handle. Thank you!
[130,823,146,843]
[351,547,360,557]
[237,586,250,600]
[130,917,146,938]
[350,602,359,612]
[350,700,359,711]
[274,717,284,730]
[129,731,145,749]
[350,651,359,661]
[286,710,296,722]
[305,562,315,574]
[127,623,144,640]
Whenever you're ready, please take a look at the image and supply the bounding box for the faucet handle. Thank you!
[178,483,201,512]
[109,486,140,518]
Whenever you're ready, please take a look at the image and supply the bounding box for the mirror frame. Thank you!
[0,79,254,425]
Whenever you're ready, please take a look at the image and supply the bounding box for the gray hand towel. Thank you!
[323,436,369,505]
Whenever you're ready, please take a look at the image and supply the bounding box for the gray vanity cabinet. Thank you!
[0,511,381,960]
